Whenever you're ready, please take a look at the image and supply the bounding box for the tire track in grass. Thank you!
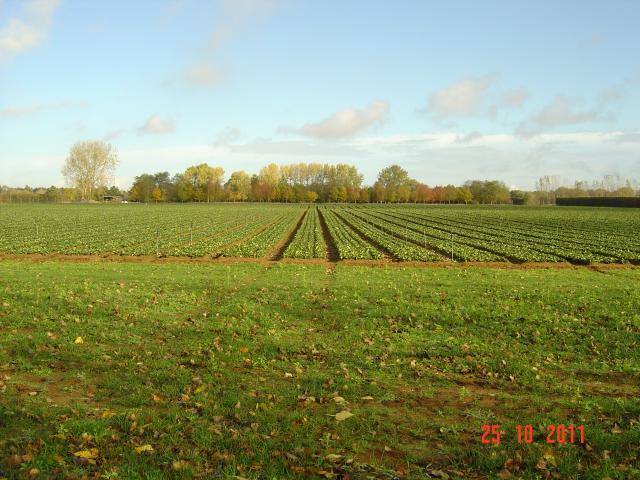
[317,207,340,262]
[269,208,309,260]
[332,209,397,261]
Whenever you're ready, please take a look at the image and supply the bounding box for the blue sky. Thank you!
[1,0,639,190]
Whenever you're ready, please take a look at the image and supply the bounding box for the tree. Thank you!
[129,174,156,202]
[510,190,527,205]
[225,171,251,201]
[181,164,225,202]
[152,187,162,202]
[255,164,280,201]
[464,180,511,204]
[456,186,473,204]
[62,141,118,201]
[376,165,411,202]
[535,175,560,205]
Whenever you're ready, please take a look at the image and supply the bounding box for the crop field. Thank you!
[0,261,639,479]
[0,204,639,264]
[1,204,639,479]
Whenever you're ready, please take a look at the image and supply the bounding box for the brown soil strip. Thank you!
[0,252,638,270]
[317,208,339,262]
[268,209,308,261]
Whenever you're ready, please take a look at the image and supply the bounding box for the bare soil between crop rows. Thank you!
[0,252,637,270]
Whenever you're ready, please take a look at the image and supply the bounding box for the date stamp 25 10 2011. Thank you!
[482,424,585,445]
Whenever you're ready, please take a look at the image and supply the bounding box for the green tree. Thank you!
[376,165,411,202]
[181,164,225,202]
[225,171,251,201]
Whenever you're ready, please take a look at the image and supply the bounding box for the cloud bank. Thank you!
[280,101,389,140]
[427,75,496,118]
[0,0,60,59]
[138,115,175,135]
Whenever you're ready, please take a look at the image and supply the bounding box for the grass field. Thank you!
[1,204,640,264]
[1,260,639,479]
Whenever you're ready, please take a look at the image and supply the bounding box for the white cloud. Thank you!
[0,0,59,59]
[183,62,228,87]
[214,127,241,146]
[427,75,496,118]
[0,100,85,117]
[611,132,640,143]
[1,102,49,117]
[103,129,128,141]
[455,131,483,144]
[280,101,389,140]
[138,115,175,135]
[578,34,605,49]
[501,88,529,108]
[516,96,606,138]
[598,75,640,105]
[532,96,601,126]
[210,0,284,50]
[171,0,284,88]
[162,0,188,22]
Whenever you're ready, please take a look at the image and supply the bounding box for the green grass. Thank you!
[0,261,639,479]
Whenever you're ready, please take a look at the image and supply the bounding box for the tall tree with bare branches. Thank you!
[62,141,119,201]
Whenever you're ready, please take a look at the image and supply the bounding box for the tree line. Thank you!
[512,174,640,205]
[1,141,638,204]
[125,163,513,204]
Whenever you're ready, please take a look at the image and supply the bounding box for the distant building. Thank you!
[102,195,123,203]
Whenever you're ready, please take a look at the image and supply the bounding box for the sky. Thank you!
[1,0,639,190]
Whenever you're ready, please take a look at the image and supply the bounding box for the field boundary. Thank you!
[1,252,637,270]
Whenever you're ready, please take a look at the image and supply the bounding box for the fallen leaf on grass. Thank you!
[334,410,354,422]
[134,444,154,454]
[172,460,188,471]
[74,336,84,344]
[429,469,449,479]
[73,448,99,465]
[325,453,343,462]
